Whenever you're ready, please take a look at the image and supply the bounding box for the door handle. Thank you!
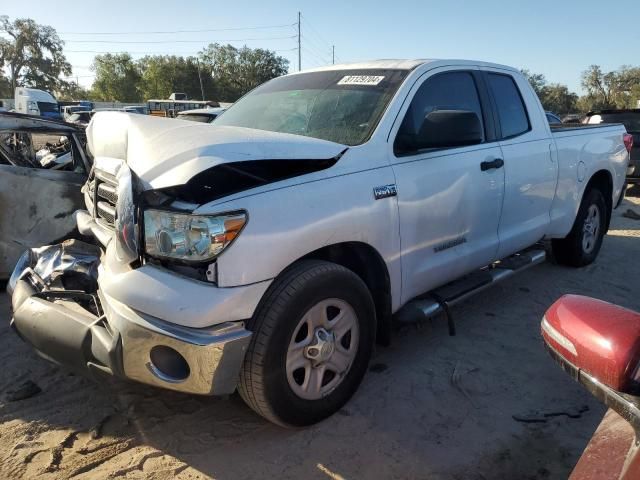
[480,158,504,171]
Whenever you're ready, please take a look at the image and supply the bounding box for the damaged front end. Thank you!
[8,112,348,396]
[8,240,120,379]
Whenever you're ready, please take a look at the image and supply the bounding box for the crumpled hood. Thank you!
[87,112,347,189]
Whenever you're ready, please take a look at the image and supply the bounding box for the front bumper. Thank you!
[9,245,253,395]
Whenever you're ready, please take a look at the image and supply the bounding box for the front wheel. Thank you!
[552,188,607,267]
[238,260,375,427]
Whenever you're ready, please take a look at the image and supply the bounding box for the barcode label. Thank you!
[337,75,385,86]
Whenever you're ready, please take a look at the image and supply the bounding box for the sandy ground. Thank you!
[1,195,639,480]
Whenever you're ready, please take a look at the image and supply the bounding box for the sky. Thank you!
[2,0,638,93]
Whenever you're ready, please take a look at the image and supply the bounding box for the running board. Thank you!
[396,248,547,335]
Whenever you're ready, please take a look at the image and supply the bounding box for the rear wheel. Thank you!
[238,260,375,427]
[552,188,607,267]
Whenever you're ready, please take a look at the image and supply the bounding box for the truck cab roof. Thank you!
[292,58,519,74]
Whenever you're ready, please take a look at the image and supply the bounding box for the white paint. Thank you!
[337,75,385,86]
[84,60,629,326]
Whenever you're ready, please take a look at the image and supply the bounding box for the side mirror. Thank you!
[415,110,483,149]
[542,295,640,394]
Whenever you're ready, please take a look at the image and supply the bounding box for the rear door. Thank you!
[482,69,558,258]
[0,131,87,278]
[389,67,506,304]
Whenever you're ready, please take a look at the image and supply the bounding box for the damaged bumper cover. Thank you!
[9,241,252,395]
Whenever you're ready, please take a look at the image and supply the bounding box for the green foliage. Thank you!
[90,53,142,102]
[0,15,71,93]
[198,44,289,101]
[580,65,640,111]
[138,55,212,100]
[520,69,578,114]
[0,75,11,98]
[55,81,91,101]
[86,44,288,103]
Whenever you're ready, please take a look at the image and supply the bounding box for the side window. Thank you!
[0,131,77,171]
[487,73,530,138]
[394,71,485,156]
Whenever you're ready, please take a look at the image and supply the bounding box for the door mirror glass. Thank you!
[415,110,483,150]
[542,295,640,394]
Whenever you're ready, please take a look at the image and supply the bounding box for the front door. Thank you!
[390,68,506,305]
[0,131,87,277]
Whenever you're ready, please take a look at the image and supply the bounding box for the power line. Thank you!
[59,23,296,35]
[300,14,333,50]
[302,47,330,67]
[64,35,297,44]
[302,41,331,65]
[301,34,332,59]
[66,47,298,55]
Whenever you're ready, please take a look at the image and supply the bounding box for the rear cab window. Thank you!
[487,73,531,139]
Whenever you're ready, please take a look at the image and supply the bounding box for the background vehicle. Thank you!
[14,87,61,120]
[584,109,640,183]
[542,295,640,479]
[147,98,220,117]
[545,111,562,124]
[121,105,148,115]
[66,111,92,127]
[9,60,631,427]
[0,112,90,278]
[176,107,226,123]
[62,105,90,121]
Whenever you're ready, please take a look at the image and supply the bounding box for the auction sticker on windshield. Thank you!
[338,75,385,86]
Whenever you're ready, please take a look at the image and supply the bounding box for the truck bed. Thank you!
[550,123,625,133]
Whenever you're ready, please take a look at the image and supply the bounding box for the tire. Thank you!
[552,188,607,267]
[238,260,375,427]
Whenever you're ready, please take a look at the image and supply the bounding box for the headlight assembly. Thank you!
[144,209,246,262]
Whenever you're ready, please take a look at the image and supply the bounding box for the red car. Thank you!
[542,295,640,479]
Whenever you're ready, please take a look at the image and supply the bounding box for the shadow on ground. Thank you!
[1,201,639,479]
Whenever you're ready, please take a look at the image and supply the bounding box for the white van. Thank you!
[14,87,61,120]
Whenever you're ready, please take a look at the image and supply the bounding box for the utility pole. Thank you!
[196,58,205,101]
[332,45,335,65]
[298,11,301,71]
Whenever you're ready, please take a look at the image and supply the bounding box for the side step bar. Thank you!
[397,248,546,335]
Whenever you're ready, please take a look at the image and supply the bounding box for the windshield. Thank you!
[215,69,408,145]
[37,102,59,113]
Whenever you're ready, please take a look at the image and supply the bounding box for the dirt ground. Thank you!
[1,195,639,480]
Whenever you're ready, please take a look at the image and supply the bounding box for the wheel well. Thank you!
[584,170,613,232]
[301,242,392,346]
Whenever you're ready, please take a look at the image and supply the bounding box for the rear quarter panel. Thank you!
[548,126,628,237]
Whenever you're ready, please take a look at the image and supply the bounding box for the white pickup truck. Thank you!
[8,59,632,427]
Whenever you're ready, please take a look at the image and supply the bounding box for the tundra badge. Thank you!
[373,184,397,200]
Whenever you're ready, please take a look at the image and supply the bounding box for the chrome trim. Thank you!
[101,291,252,395]
[542,316,578,356]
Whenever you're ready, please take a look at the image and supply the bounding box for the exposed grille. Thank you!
[92,172,118,229]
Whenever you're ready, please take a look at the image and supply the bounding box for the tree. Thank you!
[0,16,71,93]
[90,53,142,102]
[137,55,212,100]
[199,44,289,101]
[520,69,546,97]
[0,74,11,98]
[521,69,578,114]
[579,65,640,111]
[581,65,617,109]
[541,84,578,115]
[55,81,91,101]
